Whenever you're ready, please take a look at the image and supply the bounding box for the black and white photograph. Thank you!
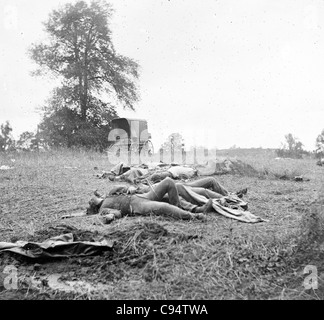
[0,0,324,303]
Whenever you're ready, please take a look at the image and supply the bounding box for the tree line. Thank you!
[1,120,324,157]
[275,131,324,159]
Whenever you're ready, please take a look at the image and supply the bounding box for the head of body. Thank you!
[86,185,131,215]
[108,185,129,195]
[86,196,104,215]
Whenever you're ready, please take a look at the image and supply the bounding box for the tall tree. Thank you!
[29,1,139,148]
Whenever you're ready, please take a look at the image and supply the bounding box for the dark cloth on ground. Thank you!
[0,233,113,259]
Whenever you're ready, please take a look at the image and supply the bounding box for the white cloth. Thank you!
[167,166,197,179]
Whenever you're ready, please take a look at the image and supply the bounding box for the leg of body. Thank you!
[130,196,205,220]
[138,177,180,206]
[182,177,229,196]
[178,196,198,212]
[187,187,223,199]
[88,194,208,221]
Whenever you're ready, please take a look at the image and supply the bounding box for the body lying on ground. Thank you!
[100,162,198,184]
[97,158,260,183]
[87,177,213,221]
[86,177,248,222]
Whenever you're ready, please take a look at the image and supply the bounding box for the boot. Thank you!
[108,174,116,181]
[194,198,213,213]
[236,188,248,198]
[203,199,213,213]
[192,213,207,222]
[94,190,106,198]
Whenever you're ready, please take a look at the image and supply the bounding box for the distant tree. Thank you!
[160,133,185,162]
[315,129,324,158]
[0,121,15,152]
[16,131,43,151]
[16,131,35,151]
[160,133,185,153]
[285,133,302,153]
[29,0,140,149]
[276,133,306,159]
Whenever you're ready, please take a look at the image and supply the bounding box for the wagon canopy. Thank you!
[110,118,151,142]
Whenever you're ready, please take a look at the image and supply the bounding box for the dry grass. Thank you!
[0,149,323,300]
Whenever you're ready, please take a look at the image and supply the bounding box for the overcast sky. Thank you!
[1,0,324,150]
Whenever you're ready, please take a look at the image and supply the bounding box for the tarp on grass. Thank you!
[0,233,114,259]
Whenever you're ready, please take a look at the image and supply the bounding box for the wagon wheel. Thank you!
[141,140,154,157]
[107,142,119,158]
[107,142,125,162]
[129,141,140,155]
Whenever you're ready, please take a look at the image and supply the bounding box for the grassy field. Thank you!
[0,149,323,300]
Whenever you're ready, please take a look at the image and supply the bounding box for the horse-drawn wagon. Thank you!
[107,118,154,161]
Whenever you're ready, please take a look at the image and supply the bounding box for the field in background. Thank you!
[0,148,323,300]
[216,148,315,179]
